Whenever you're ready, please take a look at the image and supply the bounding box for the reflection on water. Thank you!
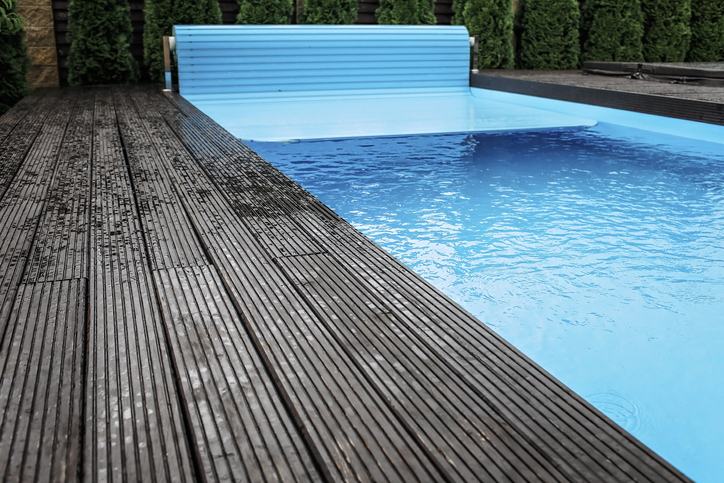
[249,123,724,483]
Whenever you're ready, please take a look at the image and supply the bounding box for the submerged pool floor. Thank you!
[250,124,724,483]
[189,89,597,141]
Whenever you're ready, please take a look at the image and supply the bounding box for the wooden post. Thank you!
[163,36,172,91]
[470,35,479,74]
[296,0,304,23]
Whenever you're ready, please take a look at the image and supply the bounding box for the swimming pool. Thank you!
[248,121,724,483]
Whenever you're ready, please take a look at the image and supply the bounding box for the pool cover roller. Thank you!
[172,25,596,141]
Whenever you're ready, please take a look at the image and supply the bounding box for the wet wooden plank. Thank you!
[0,90,46,146]
[113,88,322,482]
[0,93,75,338]
[154,265,323,483]
[472,71,724,126]
[277,252,567,482]
[129,88,446,482]
[0,279,85,482]
[85,90,195,482]
[113,89,207,270]
[0,90,64,202]
[23,91,94,284]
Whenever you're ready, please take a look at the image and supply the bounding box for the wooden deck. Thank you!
[473,70,724,125]
[0,85,693,482]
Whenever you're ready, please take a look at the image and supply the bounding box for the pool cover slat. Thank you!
[0,85,694,483]
[174,25,470,98]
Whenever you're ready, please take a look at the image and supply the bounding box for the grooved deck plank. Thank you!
[276,253,568,482]
[154,265,323,483]
[0,92,75,338]
[128,88,446,483]
[0,90,63,202]
[0,280,85,482]
[85,91,194,483]
[113,90,207,270]
[160,88,690,483]
[23,91,94,284]
[113,89,322,482]
[0,90,46,146]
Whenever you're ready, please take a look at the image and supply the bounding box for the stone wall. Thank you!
[17,0,59,88]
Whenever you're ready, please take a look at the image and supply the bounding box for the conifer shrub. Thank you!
[145,0,222,83]
[0,0,29,115]
[66,0,138,85]
[641,0,691,62]
[517,0,580,69]
[237,0,293,24]
[687,0,724,61]
[302,0,357,24]
[453,0,514,69]
[580,0,644,63]
[376,0,436,25]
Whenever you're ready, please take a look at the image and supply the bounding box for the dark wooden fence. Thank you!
[51,0,454,84]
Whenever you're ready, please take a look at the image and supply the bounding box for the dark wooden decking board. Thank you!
[0,85,696,482]
[114,89,323,483]
[86,91,195,482]
[0,92,92,482]
[0,279,85,482]
[0,91,65,201]
[0,91,74,337]
[0,91,46,146]
[23,91,93,284]
[472,71,724,126]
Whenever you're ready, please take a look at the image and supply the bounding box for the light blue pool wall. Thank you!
[471,88,724,146]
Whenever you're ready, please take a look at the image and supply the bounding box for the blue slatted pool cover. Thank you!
[174,25,597,141]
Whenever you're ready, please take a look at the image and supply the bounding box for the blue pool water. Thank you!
[249,123,724,483]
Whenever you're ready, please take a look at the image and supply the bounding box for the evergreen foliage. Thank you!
[376,0,436,25]
[0,0,28,115]
[145,0,222,83]
[687,0,724,61]
[580,0,644,62]
[237,0,292,24]
[517,0,580,69]
[66,0,137,85]
[302,0,357,24]
[641,0,691,62]
[0,0,23,33]
[453,0,514,68]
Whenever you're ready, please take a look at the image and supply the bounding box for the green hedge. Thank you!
[580,0,644,63]
[687,0,724,61]
[237,0,292,23]
[0,0,28,115]
[66,0,138,85]
[376,0,435,24]
[516,0,580,69]
[454,0,514,69]
[145,0,222,83]
[641,0,691,62]
[302,0,357,24]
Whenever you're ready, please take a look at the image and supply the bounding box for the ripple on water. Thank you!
[585,391,648,435]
